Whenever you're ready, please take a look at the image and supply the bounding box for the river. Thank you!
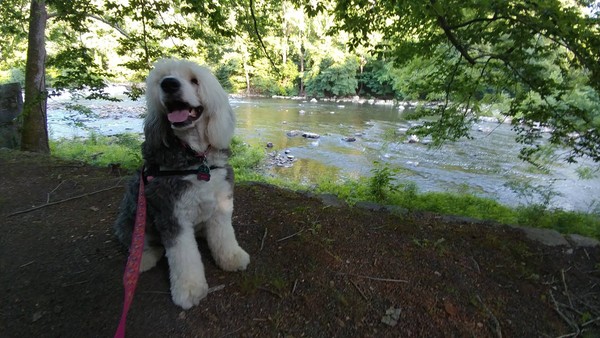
[46,87,600,212]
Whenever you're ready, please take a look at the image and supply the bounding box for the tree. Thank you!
[4,0,600,164]
[6,0,242,152]
[327,0,600,162]
[305,56,359,97]
[21,0,49,153]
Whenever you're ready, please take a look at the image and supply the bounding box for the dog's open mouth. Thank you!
[166,102,204,127]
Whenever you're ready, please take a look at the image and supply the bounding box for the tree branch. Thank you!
[249,0,278,71]
[428,0,476,65]
[86,14,131,39]
[448,13,508,30]
[435,13,476,65]
[8,184,123,217]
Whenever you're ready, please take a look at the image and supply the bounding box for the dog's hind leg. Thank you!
[140,247,164,272]
[164,225,208,309]
[140,241,164,272]
[205,194,250,272]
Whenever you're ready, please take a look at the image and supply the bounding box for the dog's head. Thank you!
[144,59,235,150]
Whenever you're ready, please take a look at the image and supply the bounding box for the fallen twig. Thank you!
[276,229,303,242]
[476,295,502,338]
[582,316,600,327]
[219,326,243,338]
[19,260,35,268]
[350,280,369,301]
[470,256,481,274]
[583,248,590,260]
[337,272,408,283]
[561,268,575,309]
[47,180,65,203]
[555,333,579,338]
[208,284,225,293]
[549,291,581,335]
[62,280,89,287]
[260,227,268,251]
[258,286,283,299]
[8,184,123,217]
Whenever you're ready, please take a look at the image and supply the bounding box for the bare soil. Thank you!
[1,148,599,338]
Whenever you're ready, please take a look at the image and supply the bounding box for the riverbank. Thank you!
[48,135,600,241]
[46,93,600,212]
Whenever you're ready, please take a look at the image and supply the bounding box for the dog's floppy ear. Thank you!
[144,103,172,149]
[144,64,173,148]
[196,66,235,149]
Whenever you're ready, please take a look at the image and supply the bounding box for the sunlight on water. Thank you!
[47,94,600,212]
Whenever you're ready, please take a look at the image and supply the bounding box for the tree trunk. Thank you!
[0,83,23,149]
[21,0,49,153]
[299,41,305,96]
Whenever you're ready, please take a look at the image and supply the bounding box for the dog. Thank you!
[114,59,250,309]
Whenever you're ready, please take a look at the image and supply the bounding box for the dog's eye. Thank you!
[191,78,199,85]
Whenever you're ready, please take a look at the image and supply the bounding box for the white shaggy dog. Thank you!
[114,59,250,309]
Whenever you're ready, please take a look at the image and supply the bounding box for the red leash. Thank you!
[114,176,147,338]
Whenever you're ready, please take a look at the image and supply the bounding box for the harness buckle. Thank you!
[197,162,211,181]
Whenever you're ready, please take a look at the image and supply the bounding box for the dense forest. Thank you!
[3,0,393,99]
[0,0,599,163]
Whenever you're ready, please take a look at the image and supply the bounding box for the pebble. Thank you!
[381,307,401,327]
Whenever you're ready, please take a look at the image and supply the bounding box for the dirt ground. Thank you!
[1,148,599,338]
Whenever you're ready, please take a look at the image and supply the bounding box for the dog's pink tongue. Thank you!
[167,110,189,123]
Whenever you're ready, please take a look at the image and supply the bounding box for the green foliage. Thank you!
[2,0,600,163]
[50,133,143,169]
[51,134,266,182]
[215,59,238,93]
[504,178,561,207]
[358,59,397,99]
[229,137,265,181]
[0,67,25,84]
[305,56,359,97]
[0,0,28,71]
[48,133,600,240]
[329,0,600,162]
[47,46,116,100]
[514,206,600,240]
[575,166,599,180]
[368,163,399,202]
[315,167,600,240]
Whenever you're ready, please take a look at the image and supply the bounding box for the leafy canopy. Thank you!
[326,0,600,162]
[1,0,599,163]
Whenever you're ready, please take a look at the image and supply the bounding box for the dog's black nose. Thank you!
[160,77,181,94]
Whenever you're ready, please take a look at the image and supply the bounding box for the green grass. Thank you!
[50,133,143,169]
[314,164,600,240]
[51,133,267,180]
[50,135,600,241]
[229,137,267,181]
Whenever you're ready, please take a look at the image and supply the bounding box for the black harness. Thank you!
[142,144,223,183]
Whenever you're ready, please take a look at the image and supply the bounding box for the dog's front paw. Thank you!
[170,276,208,309]
[217,247,250,272]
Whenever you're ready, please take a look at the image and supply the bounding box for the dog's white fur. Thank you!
[145,59,235,151]
[119,59,249,309]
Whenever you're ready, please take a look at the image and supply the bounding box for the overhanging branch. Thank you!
[249,0,278,71]
[87,14,130,39]
[47,13,131,39]
[429,0,476,65]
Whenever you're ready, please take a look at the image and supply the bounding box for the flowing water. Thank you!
[46,88,600,212]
